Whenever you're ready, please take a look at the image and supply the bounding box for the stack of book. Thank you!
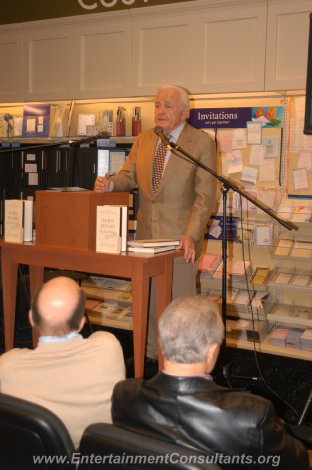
[127,239,180,254]
[87,302,133,330]
[81,276,132,305]
[82,275,133,330]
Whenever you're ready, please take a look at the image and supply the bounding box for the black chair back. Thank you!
[78,423,222,469]
[0,393,75,470]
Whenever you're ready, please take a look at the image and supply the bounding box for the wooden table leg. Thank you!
[131,264,149,378]
[155,257,174,370]
[1,247,18,351]
[29,265,45,348]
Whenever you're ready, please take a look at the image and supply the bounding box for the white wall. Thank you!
[0,0,311,102]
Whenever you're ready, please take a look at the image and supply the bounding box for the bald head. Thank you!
[30,276,86,336]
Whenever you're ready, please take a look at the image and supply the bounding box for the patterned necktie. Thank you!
[152,139,167,193]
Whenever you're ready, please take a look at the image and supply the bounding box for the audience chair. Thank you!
[0,393,75,470]
[78,423,222,469]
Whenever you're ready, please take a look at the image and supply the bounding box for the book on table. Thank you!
[128,245,177,254]
[96,204,127,253]
[4,199,33,243]
[128,238,180,248]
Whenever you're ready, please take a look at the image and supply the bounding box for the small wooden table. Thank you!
[0,238,180,377]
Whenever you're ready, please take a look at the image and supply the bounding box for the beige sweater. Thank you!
[0,331,125,448]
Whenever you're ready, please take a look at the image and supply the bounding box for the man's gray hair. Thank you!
[159,296,224,363]
[156,84,190,114]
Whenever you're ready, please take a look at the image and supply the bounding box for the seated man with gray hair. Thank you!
[112,296,309,469]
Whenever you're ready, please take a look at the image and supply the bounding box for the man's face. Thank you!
[154,88,189,134]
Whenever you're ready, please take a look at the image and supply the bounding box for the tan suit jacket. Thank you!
[111,122,217,257]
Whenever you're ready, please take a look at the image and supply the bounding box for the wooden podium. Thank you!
[0,189,180,378]
[35,190,129,250]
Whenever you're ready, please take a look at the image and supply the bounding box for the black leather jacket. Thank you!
[112,372,308,469]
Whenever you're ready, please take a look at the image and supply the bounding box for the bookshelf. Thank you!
[199,208,312,362]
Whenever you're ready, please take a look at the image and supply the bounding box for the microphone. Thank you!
[154,126,175,150]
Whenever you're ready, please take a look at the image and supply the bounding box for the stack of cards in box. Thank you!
[229,289,254,315]
[273,238,293,257]
[212,260,233,280]
[222,288,239,311]
[250,267,271,286]
[205,290,222,304]
[198,252,222,280]
[250,291,273,317]
[267,304,312,326]
[225,318,238,338]
[270,328,289,347]
[285,328,305,349]
[229,260,253,283]
[269,325,312,350]
[231,319,269,342]
[300,329,312,351]
[290,240,312,259]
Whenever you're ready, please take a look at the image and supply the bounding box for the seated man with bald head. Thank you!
[0,276,125,448]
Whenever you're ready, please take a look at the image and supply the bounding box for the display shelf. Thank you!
[0,136,135,145]
[199,277,270,293]
[267,304,312,329]
[227,335,312,361]
[202,209,312,362]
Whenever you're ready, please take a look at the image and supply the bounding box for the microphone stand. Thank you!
[0,133,108,154]
[0,133,108,187]
[157,129,298,382]
[64,133,109,188]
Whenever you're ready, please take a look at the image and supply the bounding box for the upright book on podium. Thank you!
[96,205,128,253]
[4,199,33,243]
